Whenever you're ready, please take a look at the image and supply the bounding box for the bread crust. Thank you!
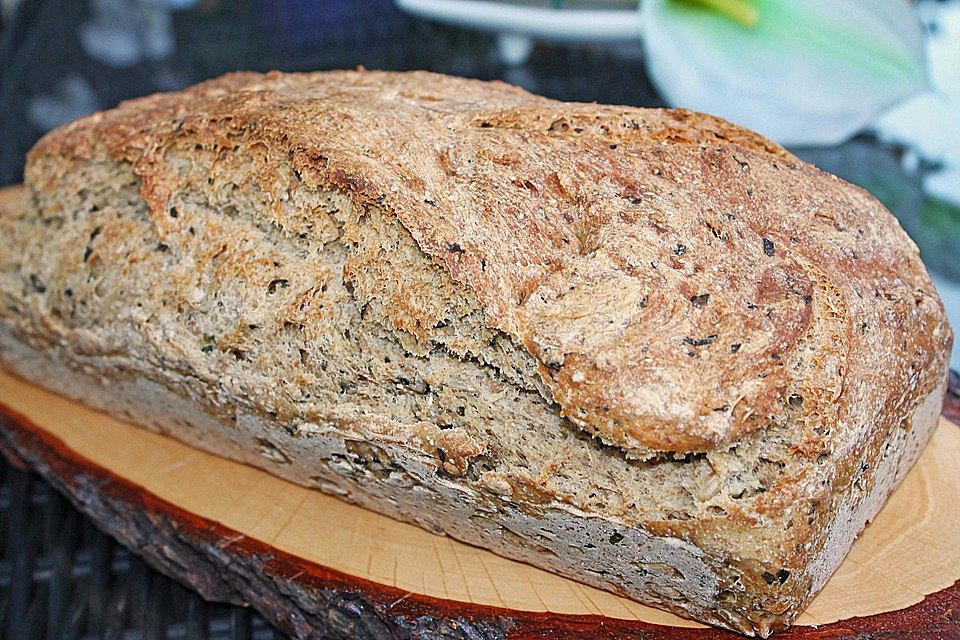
[27,70,949,454]
[4,70,953,635]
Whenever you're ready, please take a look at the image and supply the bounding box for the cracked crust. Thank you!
[3,70,954,635]
[27,69,949,453]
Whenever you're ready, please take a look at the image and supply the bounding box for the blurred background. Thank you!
[0,1,957,637]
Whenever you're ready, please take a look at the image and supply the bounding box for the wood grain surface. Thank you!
[0,367,958,639]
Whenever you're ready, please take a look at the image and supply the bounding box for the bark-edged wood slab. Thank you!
[0,367,958,639]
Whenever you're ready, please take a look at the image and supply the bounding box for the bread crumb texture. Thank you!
[0,70,951,636]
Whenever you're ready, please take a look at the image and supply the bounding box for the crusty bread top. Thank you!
[28,70,952,453]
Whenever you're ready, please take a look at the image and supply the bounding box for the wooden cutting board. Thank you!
[1,184,960,639]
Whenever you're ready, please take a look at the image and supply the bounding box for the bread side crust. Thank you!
[805,374,945,597]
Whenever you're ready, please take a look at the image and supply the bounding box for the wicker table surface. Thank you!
[0,457,283,640]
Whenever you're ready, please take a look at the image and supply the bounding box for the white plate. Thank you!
[394,0,644,42]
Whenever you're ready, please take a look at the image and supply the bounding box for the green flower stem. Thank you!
[669,0,760,28]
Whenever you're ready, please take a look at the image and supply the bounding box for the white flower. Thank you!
[642,0,929,146]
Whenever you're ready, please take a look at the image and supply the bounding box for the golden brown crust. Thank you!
[27,69,952,455]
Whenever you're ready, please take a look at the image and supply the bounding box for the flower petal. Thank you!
[642,0,929,146]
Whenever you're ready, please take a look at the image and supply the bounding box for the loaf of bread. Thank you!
[0,71,952,636]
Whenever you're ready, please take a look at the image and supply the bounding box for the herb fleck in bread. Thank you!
[0,70,952,636]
